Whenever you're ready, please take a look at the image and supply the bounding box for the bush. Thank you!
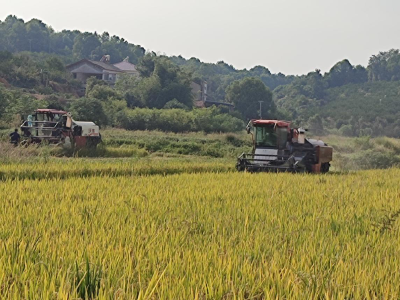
[353,136,372,150]
[117,108,244,133]
[70,98,108,127]
[163,99,189,110]
[225,134,245,147]
[352,150,400,169]
[339,124,354,137]
[374,137,400,155]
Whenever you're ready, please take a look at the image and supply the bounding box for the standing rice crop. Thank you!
[0,162,400,299]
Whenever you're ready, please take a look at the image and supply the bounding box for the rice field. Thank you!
[1,159,400,299]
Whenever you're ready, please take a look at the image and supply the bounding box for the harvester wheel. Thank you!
[236,159,245,172]
[86,137,101,149]
[321,162,330,173]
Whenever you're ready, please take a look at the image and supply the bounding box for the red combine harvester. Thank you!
[20,109,101,149]
[237,120,333,173]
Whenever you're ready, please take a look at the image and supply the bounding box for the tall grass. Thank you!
[1,163,400,298]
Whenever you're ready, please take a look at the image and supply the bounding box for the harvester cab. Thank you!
[237,120,333,173]
[20,109,101,149]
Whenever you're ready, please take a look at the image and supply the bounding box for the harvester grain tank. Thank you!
[236,120,333,173]
[20,109,101,149]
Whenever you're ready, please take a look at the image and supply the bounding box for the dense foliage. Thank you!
[134,55,193,109]
[0,15,145,63]
[273,54,400,137]
[0,50,243,132]
[226,77,275,120]
[117,107,244,133]
[171,57,295,102]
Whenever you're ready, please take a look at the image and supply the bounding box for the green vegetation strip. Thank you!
[0,158,234,181]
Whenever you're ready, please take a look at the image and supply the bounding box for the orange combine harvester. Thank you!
[237,120,333,173]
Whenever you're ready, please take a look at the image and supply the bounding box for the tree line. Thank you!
[2,15,400,136]
[273,52,400,138]
[0,15,145,64]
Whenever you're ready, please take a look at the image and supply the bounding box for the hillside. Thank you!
[2,15,400,138]
[275,80,400,137]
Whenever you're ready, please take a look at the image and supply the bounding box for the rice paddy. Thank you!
[0,159,399,299]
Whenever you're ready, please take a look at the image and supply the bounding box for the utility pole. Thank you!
[258,101,264,119]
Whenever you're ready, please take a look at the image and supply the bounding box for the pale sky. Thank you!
[2,0,399,75]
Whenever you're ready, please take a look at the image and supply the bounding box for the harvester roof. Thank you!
[73,121,97,127]
[251,120,291,127]
[35,109,67,114]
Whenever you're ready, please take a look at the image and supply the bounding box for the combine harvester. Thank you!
[20,109,101,149]
[237,120,333,173]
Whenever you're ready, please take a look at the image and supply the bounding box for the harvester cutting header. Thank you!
[20,109,101,149]
[237,119,333,173]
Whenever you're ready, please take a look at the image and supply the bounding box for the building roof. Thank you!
[66,59,122,72]
[90,60,122,72]
[35,109,67,114]
[251,120,291,127]
[113,61,138,72]
[73,121,97,126]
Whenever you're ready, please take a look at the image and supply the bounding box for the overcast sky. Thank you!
[2,0,399,75]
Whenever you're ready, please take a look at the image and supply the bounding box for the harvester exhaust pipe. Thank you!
[298,127,306,144]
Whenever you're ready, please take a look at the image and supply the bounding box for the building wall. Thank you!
[191,81,208,107]
[190,82,202,101]
[102,72,117,82]
[75,72,102,83]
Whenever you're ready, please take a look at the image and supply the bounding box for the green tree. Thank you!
[86,84,122,101]
[368,49,400,81]
[45,56,65,72]
[163,99,189,110]
[0,51,14,79]
[325,59,367,87]
[0,85,12,119]
[45,56,67,82]
[115,74,143,107]
[225,77,275,120]
[25,19,51,52]
[2,15,28,52]
[70,98,108,127]
[134,56,193,108]
[85,77,107,96]
[1,90,47,122]
[50,30,79,56]
[308,114,324,135]
[137,53,156,77]
[72,32,101,60]
[134,76,162,108]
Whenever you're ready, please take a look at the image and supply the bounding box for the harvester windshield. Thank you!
[255,126,276,147]
[254,125,288,149]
